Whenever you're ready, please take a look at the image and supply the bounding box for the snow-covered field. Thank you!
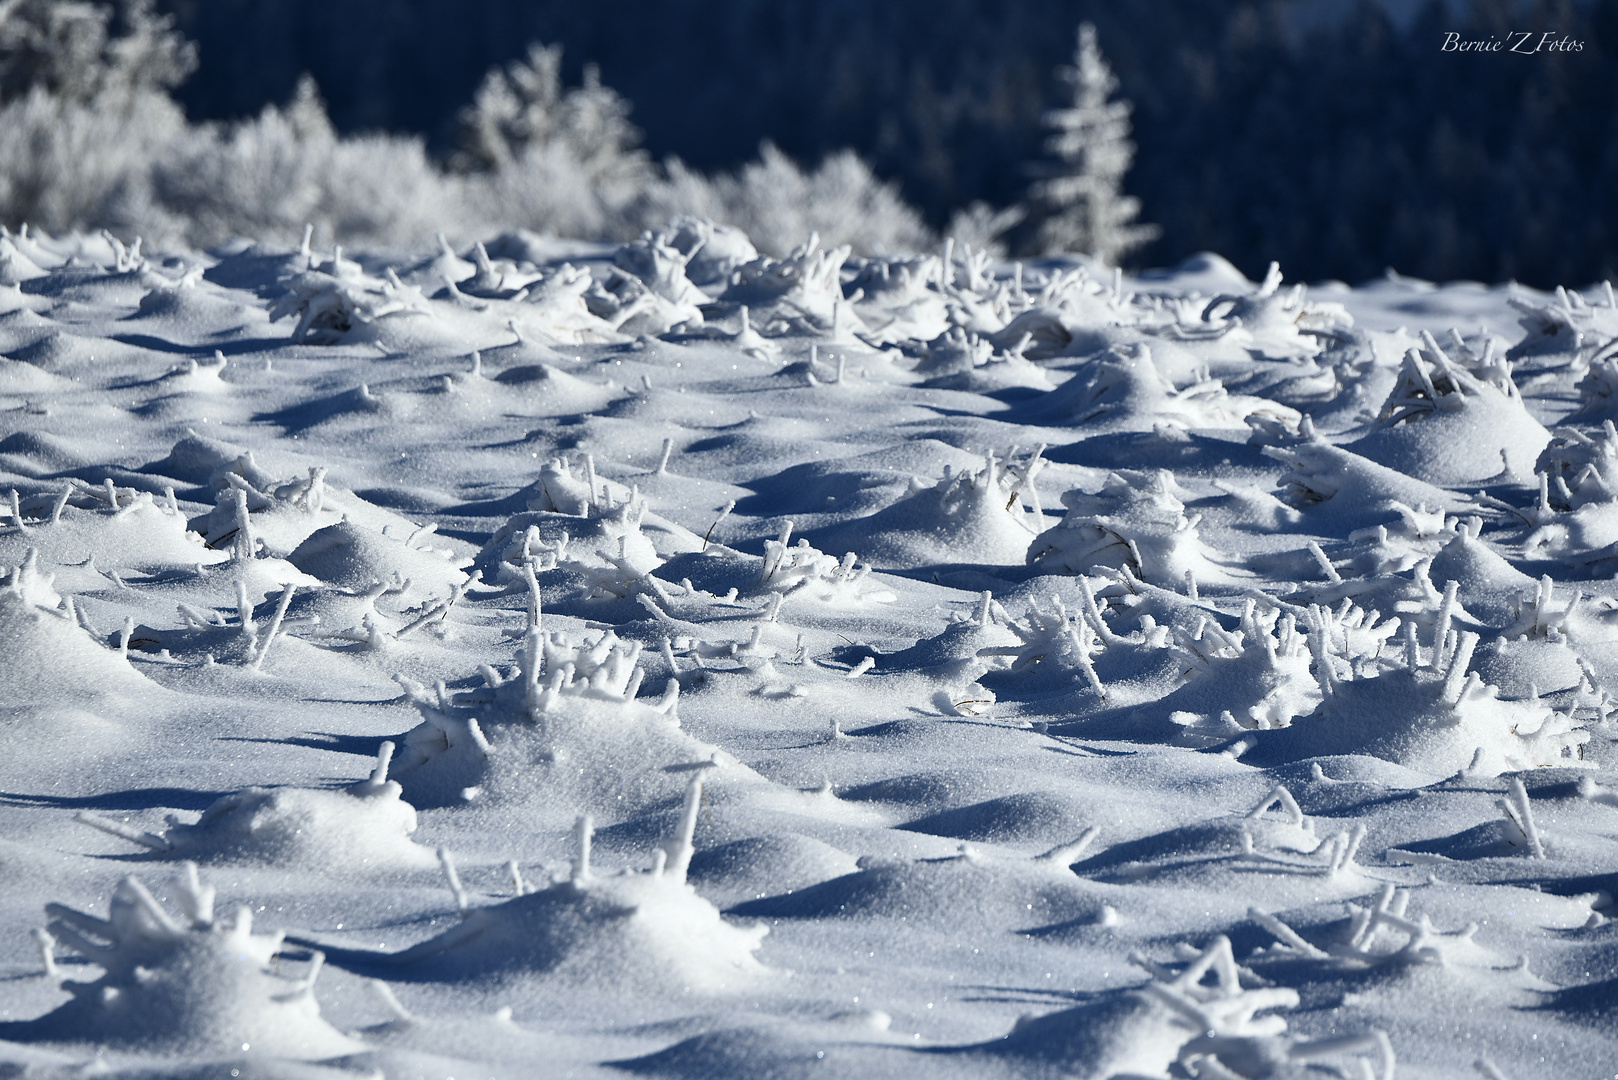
[1,220,1616,1079]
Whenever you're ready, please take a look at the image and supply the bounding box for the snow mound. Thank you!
[79,742,436,872]
[287,517,470,597]
[0,566,158,707]
[732,838,1105,927]
[389,781,768,992]
[879,591,1020,685]
[1031,341,1299,432]
[1244,623,1589,778]
[1026,468,1226,587]
[819,448,1045,568]
[991,934,1391,1080]
[1265,442,1466,526]
[0,482,227,577]
[912,327,1053,392]
[390,627,761,817]
[1071,785,1367,890]
[1347,331,1549,484]
[22,865,359,1058]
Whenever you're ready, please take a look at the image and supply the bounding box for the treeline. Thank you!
[0,3,930,257]
[161,0,1618,285]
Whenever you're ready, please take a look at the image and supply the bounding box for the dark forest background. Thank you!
[153,0,1618,285]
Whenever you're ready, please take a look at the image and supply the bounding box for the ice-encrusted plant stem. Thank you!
[438,847,470,914]
[1499,777,1545,858]
[251,584,297,670]
[662,777,704,883]
[572,815,594,881]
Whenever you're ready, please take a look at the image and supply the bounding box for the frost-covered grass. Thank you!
[1,222,1617,1078]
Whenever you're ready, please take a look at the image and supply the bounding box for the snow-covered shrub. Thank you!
[720,231,854,328]
[1034,341,1300,433]
[995,934,1392,1080]
[1246,621,1589,778]
[820,447,1045,568]
[944,200,1025,259]
[1149,601,1323,742]
[389,781,768,992]
[477,480,687,602]
[583,229,707,335]
[1347,330,1549,484]
[660,214,758,287]
[1571,355,1618,422]
[1253,882,1505,973]
[388,625,755,817]
[269,252,433,344]
[1172,262,1354,361]
[26,865,359,1057]
[843,252,951,344]
[757,522,895,605]
[78,742,436,872]
[1026,468,1223,588]
[1507,283,1618,366]
[979,592,1115,698]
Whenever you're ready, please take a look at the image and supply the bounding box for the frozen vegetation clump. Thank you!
[20,865,360,1058]
[76,742,437,873]
[388,780,768,993]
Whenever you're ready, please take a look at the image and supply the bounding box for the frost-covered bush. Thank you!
[0,0,194,106]
[151,77,460,250]
[0,13,934,254]
[454,43,648,179]
[0,86,190,237]
[645,142,932,258]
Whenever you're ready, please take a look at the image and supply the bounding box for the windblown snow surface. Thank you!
[3,223,1618,1079]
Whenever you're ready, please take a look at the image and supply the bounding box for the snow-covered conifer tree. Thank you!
[1026,23,1158,264]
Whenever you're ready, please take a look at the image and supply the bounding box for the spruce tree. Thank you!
[1026,23,1158,264]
